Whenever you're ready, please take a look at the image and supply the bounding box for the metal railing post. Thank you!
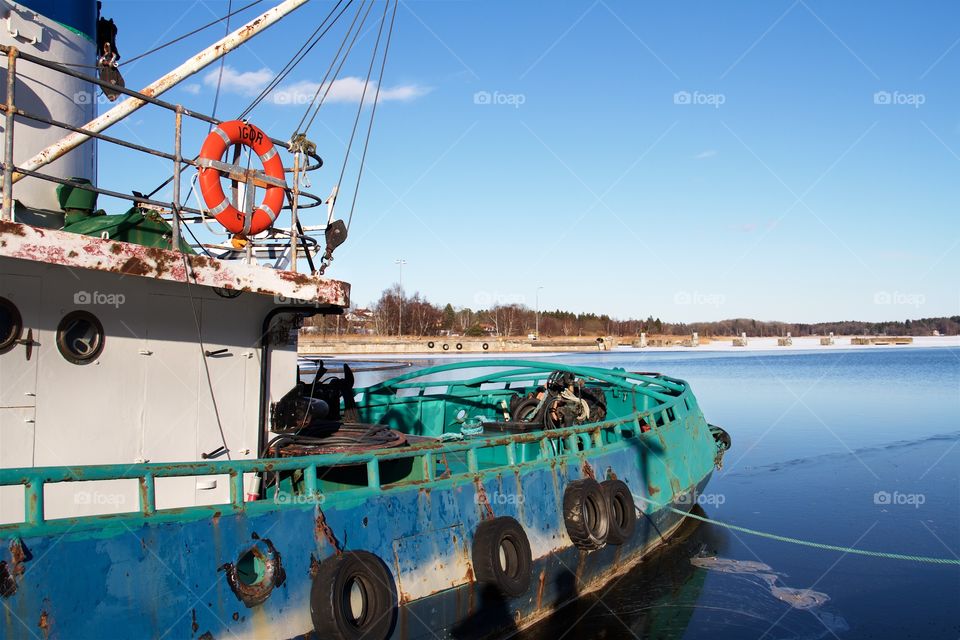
[171,106,183,251]
[2,47,17,221]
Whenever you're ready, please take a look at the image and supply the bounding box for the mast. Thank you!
[12,0,309,184]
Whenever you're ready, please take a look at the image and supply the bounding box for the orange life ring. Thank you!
[198,120,286,236]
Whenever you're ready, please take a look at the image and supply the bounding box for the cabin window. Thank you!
[0,297,22,354]
[56,311,105,364]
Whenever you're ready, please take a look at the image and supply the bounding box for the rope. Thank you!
[179,253,232,461]
[327,0,389,225]
[208,0,235,123]
[666,504,960,566]
[239,0,354,119]
[295,0,374,135]
[345,0,398,232]
[121,0,265,67]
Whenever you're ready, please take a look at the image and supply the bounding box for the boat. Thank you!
[0,1,730,638]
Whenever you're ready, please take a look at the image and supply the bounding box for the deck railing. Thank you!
[0,413,671,535]
[0,44,326,271]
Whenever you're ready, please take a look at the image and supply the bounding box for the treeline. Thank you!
[304,285,960,338]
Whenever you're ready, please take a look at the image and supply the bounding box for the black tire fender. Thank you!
[472,516,533,597]
[310,551,397,640]
[601,479,636,545]
[510,397,540,422]
[563,479,609,550]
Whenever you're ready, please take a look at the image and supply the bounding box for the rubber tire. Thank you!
[482,343,489,350]
[601,480,636,545]
[511,397,541,422]
[472,517,532,597]
[563,479,609,550]
[456,343,463,350]
[427,341,435,349]
[442,344,449,351]
[310,551,397,640]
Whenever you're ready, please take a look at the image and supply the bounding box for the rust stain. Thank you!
[191,609,199,634]
[535,568,547,609]
[37,611,49,637]
[314,509,340,554]
[473,476,494,519]
[0,220,26,236]
[648,483,660,496]
[119,256,151,276]
[581,460,595,480]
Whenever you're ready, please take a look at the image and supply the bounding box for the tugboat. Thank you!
[0,1,730,638]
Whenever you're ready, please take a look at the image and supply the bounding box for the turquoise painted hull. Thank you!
[0,363,722,639]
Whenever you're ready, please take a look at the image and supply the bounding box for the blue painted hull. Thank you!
[1,432,716,639]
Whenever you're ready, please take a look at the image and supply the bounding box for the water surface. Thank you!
[338,347,960,639]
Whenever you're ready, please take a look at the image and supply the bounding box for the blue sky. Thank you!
[98,0,960,323]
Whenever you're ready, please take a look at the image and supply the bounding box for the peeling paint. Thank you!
[0,221,349,306]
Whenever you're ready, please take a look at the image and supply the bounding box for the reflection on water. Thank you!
[333,348,960,639]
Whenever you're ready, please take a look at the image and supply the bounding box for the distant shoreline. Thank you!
[300,335,959,358]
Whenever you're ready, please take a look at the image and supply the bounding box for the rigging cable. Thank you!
[146,0,354,200]
[294,0,375,135]
[345,0,399,232]
[121,0,265,67]
[326,0,390,226]
[179,253,233,461]
[239,0,355,118]
[209,0,235,123]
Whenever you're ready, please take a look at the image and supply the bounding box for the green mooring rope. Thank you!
[668,506,960,566]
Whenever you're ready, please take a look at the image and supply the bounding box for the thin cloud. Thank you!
[694,149,718,159]
[270,76,431,105]
[182,83,202,95]
[203,65,272,96]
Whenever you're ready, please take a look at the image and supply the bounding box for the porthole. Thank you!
[0,297,22,354]
[56,310,105,364]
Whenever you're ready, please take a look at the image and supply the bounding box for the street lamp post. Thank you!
[535,286,544,339]
[395,259,407,337]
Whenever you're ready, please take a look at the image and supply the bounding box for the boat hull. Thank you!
[0,424,716,640]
